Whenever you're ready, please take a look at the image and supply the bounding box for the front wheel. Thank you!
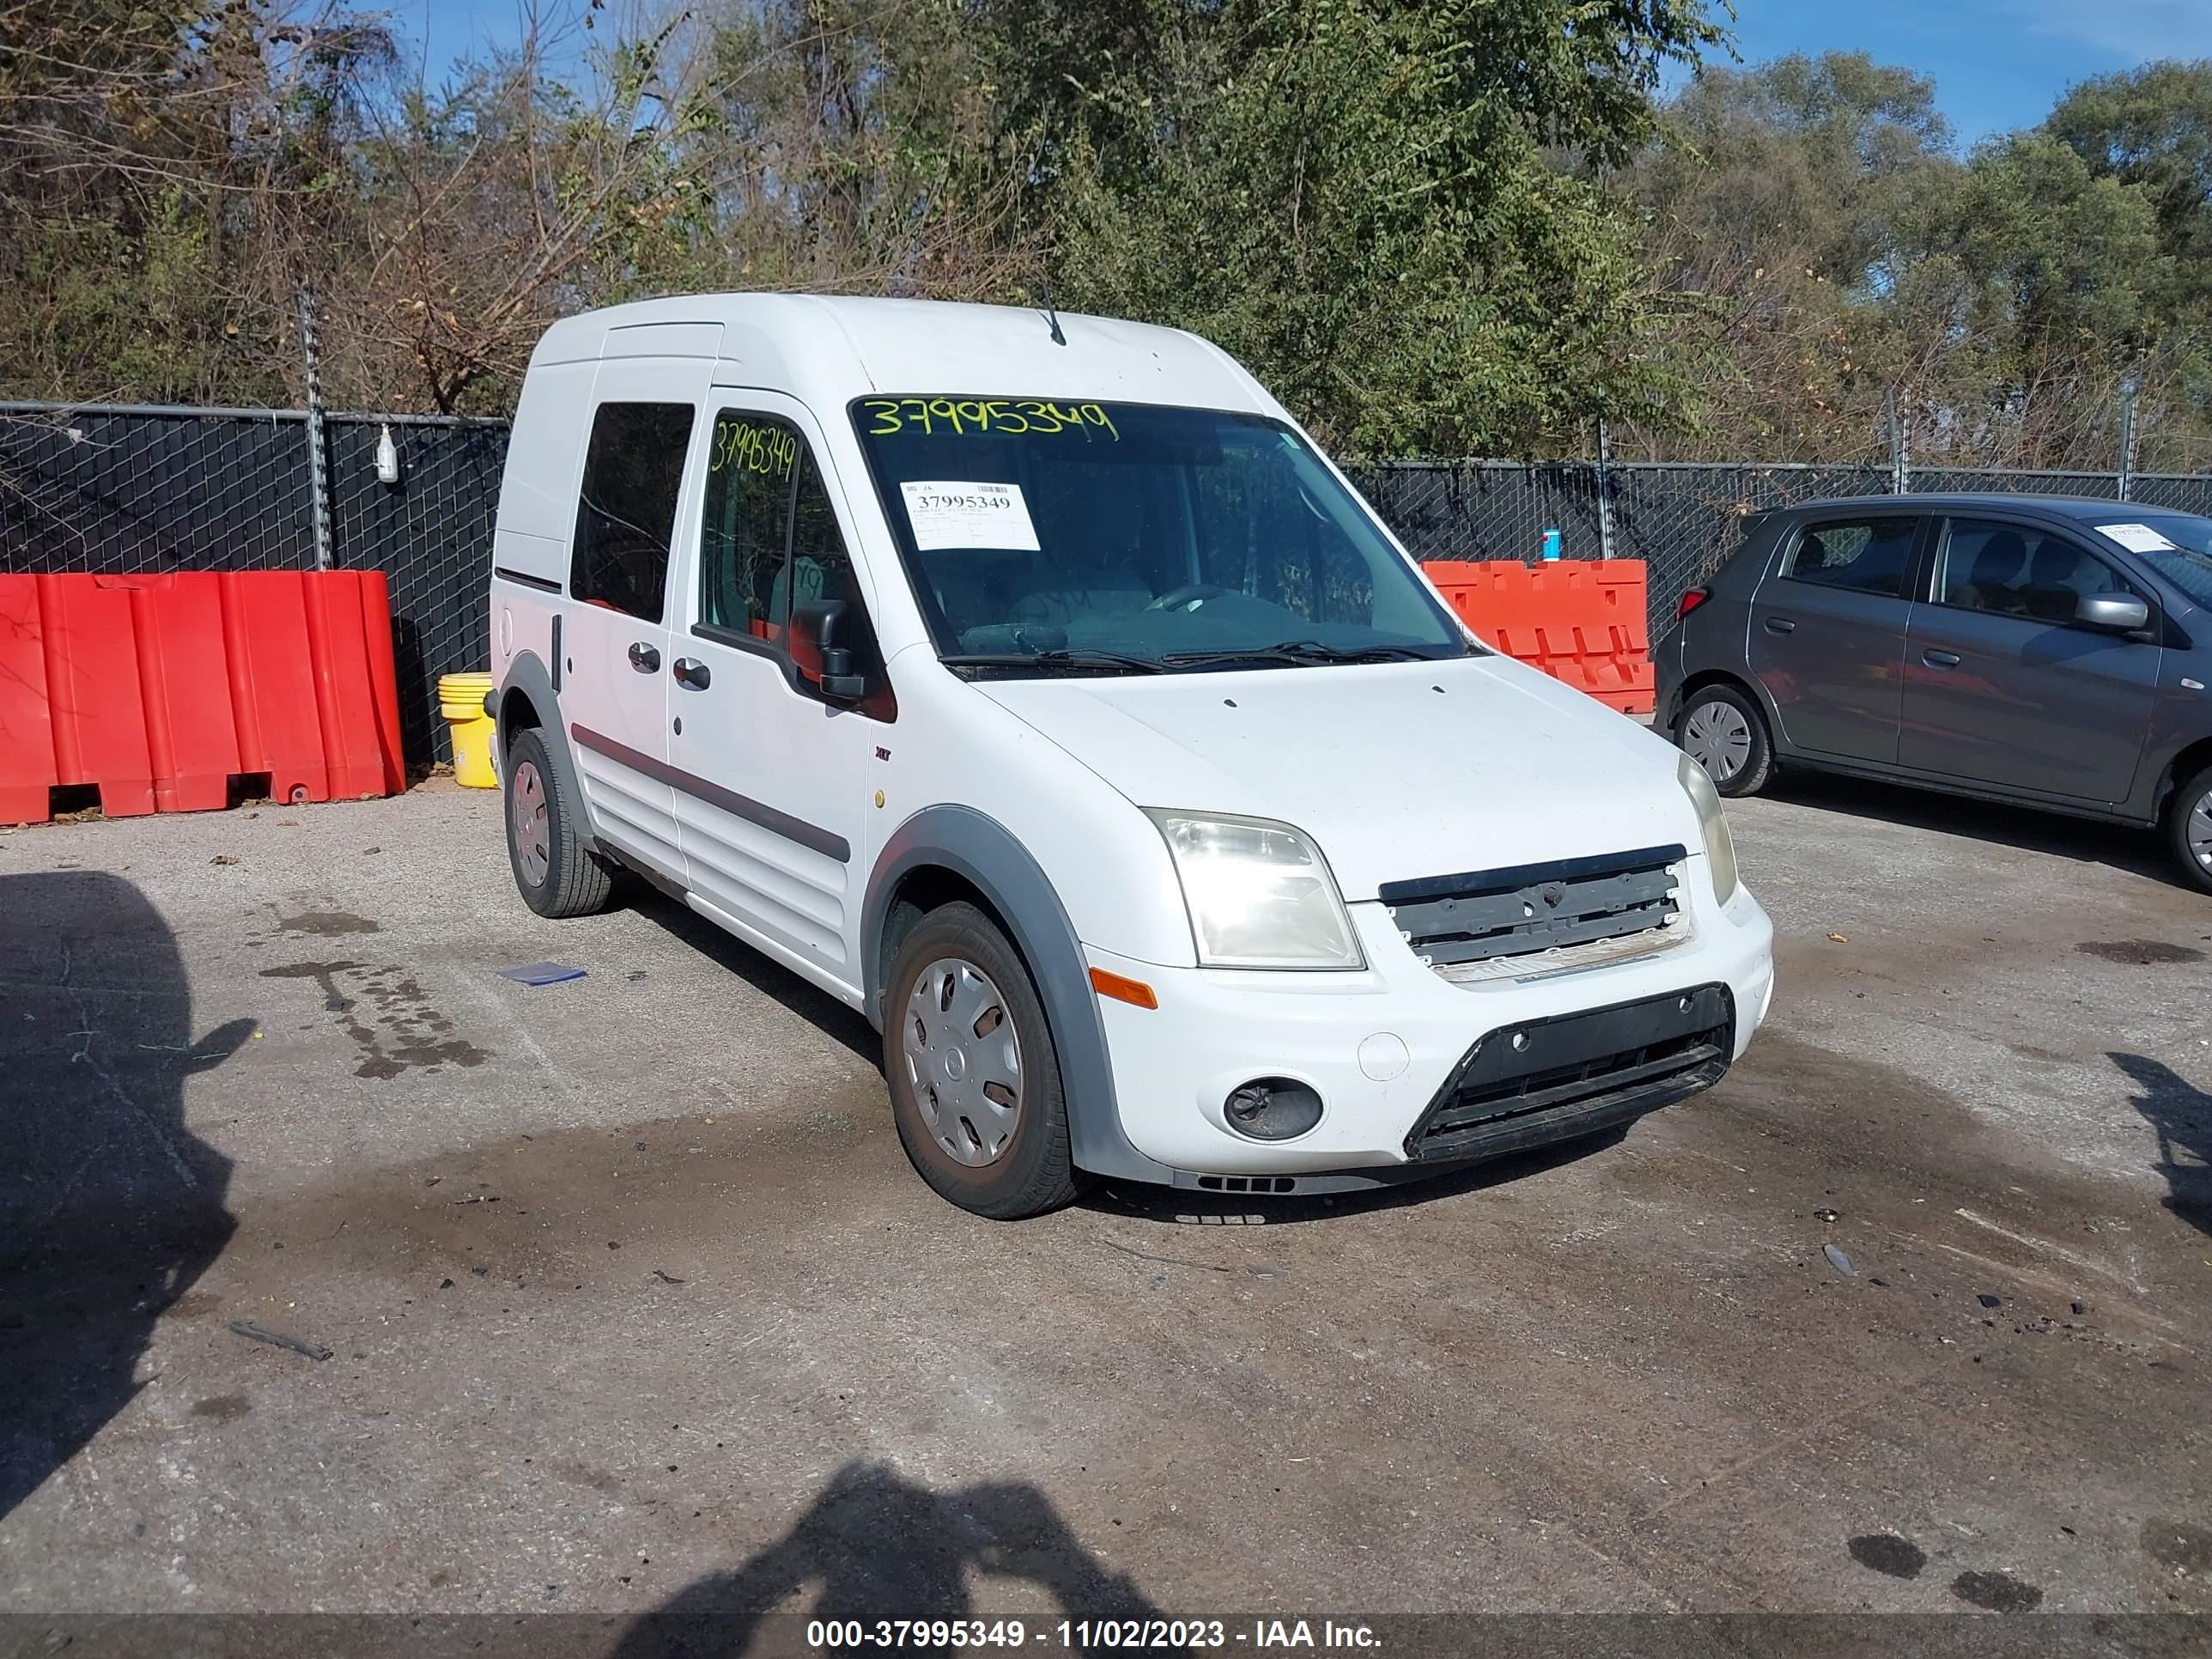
[2164,764,2212,895]
[1677,684,1774,798]
[884,902,1082,1219]
[504,726,616,919]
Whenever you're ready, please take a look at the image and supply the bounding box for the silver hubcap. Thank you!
[902,958,1023,1167]
[510,760,550,888]
[1683,700,1752,782]
[2190,789,2212,869]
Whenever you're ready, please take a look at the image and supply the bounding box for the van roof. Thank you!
[529,294,1274,416]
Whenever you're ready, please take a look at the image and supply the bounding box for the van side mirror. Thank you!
[2075,592,2150,633]
[790,599,866,702]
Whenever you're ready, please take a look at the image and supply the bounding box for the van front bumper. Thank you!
[1083,882,1773,1182]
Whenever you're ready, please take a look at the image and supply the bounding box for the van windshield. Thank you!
[849,398,1470,672]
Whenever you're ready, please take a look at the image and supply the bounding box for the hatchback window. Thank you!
[569,402,696,621]
[1779,517,1918,598]
[1937,520,2129,622]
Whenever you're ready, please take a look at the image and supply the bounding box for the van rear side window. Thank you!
[570,401,696,621]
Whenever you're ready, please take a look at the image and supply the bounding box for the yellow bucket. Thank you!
[438,672,500,789]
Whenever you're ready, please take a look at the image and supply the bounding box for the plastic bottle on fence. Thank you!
[1540,527,1562,562]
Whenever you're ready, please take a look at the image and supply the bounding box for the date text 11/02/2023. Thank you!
[805,1620,1382,1649]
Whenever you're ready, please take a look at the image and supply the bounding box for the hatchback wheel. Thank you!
[2165,765,2212,896]
[504,726,616,919]
[884,902,1082,1219]
[1677,684,1773,798]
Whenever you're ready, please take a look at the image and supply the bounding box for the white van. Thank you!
[488,295,1774,1218]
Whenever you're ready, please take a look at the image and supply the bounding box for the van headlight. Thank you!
[1144,810,1365,970]
[1677,752,1740,903]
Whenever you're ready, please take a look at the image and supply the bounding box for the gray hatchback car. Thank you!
[1655,495,2212,892]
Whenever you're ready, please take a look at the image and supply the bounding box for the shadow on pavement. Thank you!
[2112,1050,2212,1237]
[608,1462,1163,1657]
[625,887,880,1066]
[0,871,252,1519]
[1762,769,2175,884]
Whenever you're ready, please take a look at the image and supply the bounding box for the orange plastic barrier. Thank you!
[0,571,404,825]
[1422,559,1656,714]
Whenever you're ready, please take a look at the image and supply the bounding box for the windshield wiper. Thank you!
[942,649,1169,676]
[1158,640,1437,669]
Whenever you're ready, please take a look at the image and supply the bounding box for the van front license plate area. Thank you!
[1405,983,1734,1163]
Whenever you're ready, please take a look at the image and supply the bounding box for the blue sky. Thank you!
[1715,0,2212,145]
[397,0,2212,149]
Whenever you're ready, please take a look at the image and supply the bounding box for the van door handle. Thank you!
[1923,649,1961,668]
[672,658,711,690]
[627,641,660,673]
[1764,617,1796,634]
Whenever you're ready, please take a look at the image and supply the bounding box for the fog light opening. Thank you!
[1223,1077,1324,1142]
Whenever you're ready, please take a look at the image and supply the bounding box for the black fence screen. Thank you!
[2,404,507,766]
[6,399,2209,766]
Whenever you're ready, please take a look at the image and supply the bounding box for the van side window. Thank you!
[570,402,696,621]
[700,413,798,639]
[786,449,856,626]
[699,411,862,642]
[1779,516,1918,599]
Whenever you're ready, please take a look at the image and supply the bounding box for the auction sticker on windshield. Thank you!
[2099,521,2181,554]
[900,480,1041,552]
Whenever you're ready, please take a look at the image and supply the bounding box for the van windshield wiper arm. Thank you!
[1157,640,1436,668]
[942,649,1170,675]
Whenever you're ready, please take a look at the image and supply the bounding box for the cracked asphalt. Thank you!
[2,769,2209,1638]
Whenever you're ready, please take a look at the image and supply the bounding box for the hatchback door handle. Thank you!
[1923,649,1961,668]
[672,658,711,690]
[1764,617,1796,634]
[627,641,660,673]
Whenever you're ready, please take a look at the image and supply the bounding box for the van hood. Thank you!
[973,655,1702,899]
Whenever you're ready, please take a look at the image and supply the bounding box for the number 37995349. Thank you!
[863,398,1118,440]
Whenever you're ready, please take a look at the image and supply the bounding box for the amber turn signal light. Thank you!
[1088,966,1158,1009]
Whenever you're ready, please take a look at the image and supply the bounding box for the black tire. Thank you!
[2164,764,2212,896]
[503,726,616,919]
[1677,683,1775,798]
[884,902,1083,1219]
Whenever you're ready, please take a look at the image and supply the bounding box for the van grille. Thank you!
[1379,844,1685,980]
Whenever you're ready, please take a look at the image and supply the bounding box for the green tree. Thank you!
[2049,61,2212,283]
[1887,131,2170,465]
[1620,52,1959,459]
[1017,0,1728,455]
[2045,61,2212,462]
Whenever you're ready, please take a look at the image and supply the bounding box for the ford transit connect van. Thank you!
[487,295,1775,1218]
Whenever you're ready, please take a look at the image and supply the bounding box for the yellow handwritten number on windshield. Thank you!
[861,398,1117,441]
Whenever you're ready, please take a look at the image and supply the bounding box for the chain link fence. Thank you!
[7,399,2210,769]
[2,402,506,765]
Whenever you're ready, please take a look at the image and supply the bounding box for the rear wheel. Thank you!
[1678,684,1774,798]
[504,726,615,919]
[2164,765,2212,896]
[884,902,1081,1219]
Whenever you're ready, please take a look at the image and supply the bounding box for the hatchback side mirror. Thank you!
[2075,592,2150,633]
[789,599,867,702]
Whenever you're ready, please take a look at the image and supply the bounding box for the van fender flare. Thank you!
[862,805,1175,1186]
[492,651,583,789]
